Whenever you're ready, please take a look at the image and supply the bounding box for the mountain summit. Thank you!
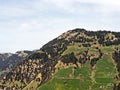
[0,28,120,90]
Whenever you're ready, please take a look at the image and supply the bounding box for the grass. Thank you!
[92,47,116,90]
[39,78,81,90]
[55,67,73,78]
[95,55,116,78]
[62,43,87,56]
[1,44,118,90]
[39,61,92,90]
[38,45,118,90]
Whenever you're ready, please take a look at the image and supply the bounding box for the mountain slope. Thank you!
[39,45,117,90]
[0,28,120,90]
[0,51,33,78]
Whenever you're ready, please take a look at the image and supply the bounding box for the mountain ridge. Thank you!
[0,28,120,90]
[0,50,33,79]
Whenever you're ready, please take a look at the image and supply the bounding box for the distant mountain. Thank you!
[0,28,120,90]
[0,50,33,78]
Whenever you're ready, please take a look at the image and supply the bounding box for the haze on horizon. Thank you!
[0,0,120,53]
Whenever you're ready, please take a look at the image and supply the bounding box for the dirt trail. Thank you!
[90,70,96,83]
[89,69,96,90]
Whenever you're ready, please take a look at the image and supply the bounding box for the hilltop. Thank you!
[0,28,120,90]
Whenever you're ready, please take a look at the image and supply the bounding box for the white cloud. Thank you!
[77,0,120,6]
[46,0,120,13]
[0,0,119,18]
[18,21,43,33]
[0,0,47,17]
[0,0,120,52]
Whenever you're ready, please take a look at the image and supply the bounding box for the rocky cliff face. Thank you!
[0,28,120,90]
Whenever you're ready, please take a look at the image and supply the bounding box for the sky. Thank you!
[0,0,120,53]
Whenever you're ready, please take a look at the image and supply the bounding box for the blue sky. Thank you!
[0,0,120,53]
